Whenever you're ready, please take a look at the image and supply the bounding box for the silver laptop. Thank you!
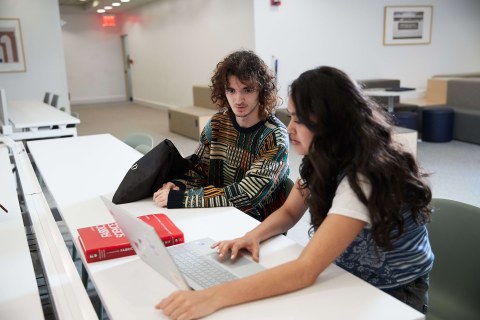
[101,196,265,290]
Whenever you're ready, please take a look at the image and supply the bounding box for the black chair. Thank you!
[427,198,480,320]
[285,177,295,198]
[280,177,296,236]
[50,94,59,108]
[43,92,51,104]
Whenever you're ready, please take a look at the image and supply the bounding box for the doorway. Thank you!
[121,34,133,101]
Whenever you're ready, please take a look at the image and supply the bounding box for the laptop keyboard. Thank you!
[169,243,238,288]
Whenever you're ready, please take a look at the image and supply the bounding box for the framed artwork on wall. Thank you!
[383,6,433,45]
[0,18,26,72]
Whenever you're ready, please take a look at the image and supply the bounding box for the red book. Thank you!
[78,214,184,263]
[138,214,185,246]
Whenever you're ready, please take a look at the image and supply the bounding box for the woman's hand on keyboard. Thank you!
[211,234,260,262]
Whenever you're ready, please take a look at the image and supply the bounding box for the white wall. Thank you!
[122,0,255,108]
[0,0,71,111]
[61,10,126,104]
[254,0,480,107]
[59,0,480,109]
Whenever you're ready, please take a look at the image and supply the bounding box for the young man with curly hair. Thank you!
[153,50,289,222]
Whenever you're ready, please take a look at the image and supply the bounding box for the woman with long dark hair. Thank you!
[156,66,433,319]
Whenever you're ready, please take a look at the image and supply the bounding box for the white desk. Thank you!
[2,138,98,320]
[6,100,79,140]
[364,88,425,113]
[0,145,44,320]
[28,134,425,320]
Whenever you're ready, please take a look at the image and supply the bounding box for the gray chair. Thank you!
[50,94,59,108]
[123,133,154,150]
[135,144,152,155]
[427,198,480,320]
[43,92,51,104]
[0,88,10,134]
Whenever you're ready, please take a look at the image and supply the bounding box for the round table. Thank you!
[364,88,425,113]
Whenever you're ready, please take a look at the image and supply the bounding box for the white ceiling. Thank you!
[58,0,155,13]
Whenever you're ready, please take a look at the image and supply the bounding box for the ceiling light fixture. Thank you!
[97,9,106,13]
[112,3,121,6]
[104,6,112,10]
[120,0,130,3]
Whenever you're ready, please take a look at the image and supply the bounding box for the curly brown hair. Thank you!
[210,50,279,119]
[291,66,432,249]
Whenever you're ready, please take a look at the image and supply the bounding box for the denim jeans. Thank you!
[383,274,430,314]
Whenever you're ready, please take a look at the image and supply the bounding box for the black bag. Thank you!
[112,139,198,204]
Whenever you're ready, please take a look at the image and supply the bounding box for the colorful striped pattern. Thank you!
[174,112,289,221]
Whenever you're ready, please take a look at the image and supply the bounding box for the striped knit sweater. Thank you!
[168,111,289,222]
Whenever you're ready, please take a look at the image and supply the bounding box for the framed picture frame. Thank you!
[383,6,433,45]
[0,18,26,72]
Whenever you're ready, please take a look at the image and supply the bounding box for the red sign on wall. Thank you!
[102,15,116,27]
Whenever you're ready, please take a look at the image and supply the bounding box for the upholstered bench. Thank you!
[168,86,217,140]
[275,108,289,127]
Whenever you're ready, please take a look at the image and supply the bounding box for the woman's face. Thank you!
[287,98,314,156]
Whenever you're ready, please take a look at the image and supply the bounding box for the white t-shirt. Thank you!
[328,175,434,289]
[328,175,372,226]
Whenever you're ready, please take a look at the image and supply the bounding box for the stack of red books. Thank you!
[78,213,183,263]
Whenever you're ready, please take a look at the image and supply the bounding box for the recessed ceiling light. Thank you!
[120,0,130,3]
[97,9,106,13]
[104,6,112,10]
[112,3,121,6]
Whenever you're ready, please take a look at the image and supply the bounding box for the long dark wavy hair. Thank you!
[291,66,432,249]
[210,50,279,119]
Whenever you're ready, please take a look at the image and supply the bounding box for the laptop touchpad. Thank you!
[209,252,253,268]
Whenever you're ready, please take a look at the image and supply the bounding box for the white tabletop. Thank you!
[28,134,424,320]
[0,145,44,320]
[364,88,425,113]
[364,88,425,99]
[4,139,98,320]
[8,100,80,129]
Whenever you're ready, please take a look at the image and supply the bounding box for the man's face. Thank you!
[225,75,261,128]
